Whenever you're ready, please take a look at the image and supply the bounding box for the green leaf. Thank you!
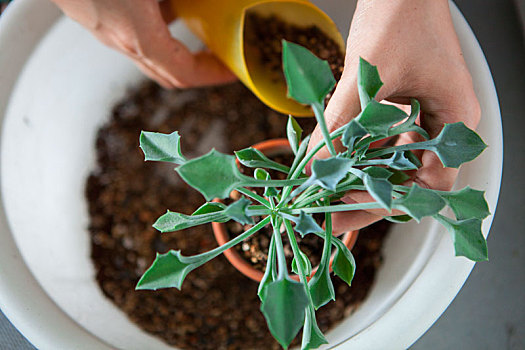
[224,198,255,225]
[363,174,393,210]
[389,99,430,140]
[255,168,279,197]
[361,167,393,210]
[287,116,303,155]
[294,211,323,237]
[291,248,313,277]
[289,135,311,177]
[384,214,413,223]
[428,122,487,168]
[354,144,369,160]
[394,184,446,222]
[258,236,277,301]
[363,166,392,179]
[387,152,420,170]
[308,263,335,309]
[332,242,356,286]
[342,119,368,151]
[260,278,309,349]
[153,210,226,233]
[282,40,336,105]
[388,169,412,185]
[235,148,290,173]
[192,202,226,216]
[301,307,328,350]
[309,157,353,191]
[139,131,187,164]
[435,215,488,261]
[357,100,408,137]
[176,149,243,200]
[439,187,490,220]
[136,250,197,290]
[357,57,383,108]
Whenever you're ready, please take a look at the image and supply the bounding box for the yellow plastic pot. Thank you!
[169,0,344,116]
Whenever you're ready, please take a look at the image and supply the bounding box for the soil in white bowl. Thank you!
[85,80,390,349]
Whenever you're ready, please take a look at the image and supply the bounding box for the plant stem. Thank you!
[236,187,271,208]
[287,202,384,215]
[246,206,271,217]
[241,178,306,188]
[312,102,336,156]
[321,200,333,268]
[186,216,271,264]
[365,140,433,159]
[271,216,288,279]
[293,184,321,205]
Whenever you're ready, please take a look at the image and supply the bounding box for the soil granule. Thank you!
[86,80,390,349]
[244,13,344,82]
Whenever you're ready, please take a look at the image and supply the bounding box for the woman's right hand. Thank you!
[50,0,236,88]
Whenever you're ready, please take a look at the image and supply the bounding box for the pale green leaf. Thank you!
[287,116,303,155]
[294,211,323,237]
[192,202,226,216]
[139,131,186,164]
[308,264,335,309]
[357,100,408,137]
[439,186,490,220]
[153,210,226,233]
[224,198,255,225]
[429,122,487,168]
[258,236,276,301]
[291,248,313,277]
[394,184,446,222]
[309,157,353,191]
[301,307,328,350]
[384,214,413,223]
[136,250,197,290]
[342,119,368,151]
[261,278,309,349]
[357,57,383,108]
[176,149,243,200]
[435,215,488,261]
[282,40,336,105]
[332,242,356,286]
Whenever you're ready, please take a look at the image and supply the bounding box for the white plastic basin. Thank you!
[0,1,502,349]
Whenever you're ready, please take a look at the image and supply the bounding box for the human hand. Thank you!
[309,0,481,233]
[50,0,236,88]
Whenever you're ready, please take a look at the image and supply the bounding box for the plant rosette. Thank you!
[212,137,359,282]
[135,41,489,350]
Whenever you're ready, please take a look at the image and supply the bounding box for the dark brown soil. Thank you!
[86,82,389,348]
[244,13,344,82]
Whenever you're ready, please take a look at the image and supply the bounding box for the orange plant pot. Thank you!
[212,138,359,282]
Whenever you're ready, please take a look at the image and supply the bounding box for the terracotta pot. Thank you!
[212,138,359,282]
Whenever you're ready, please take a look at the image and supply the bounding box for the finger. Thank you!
[158,0,176,24]
[127,2,236,88]
[332,209,381,234]
[139,31,237,87]
[129,56,175,89]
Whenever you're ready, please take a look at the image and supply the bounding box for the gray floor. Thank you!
[1,0,524,349]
